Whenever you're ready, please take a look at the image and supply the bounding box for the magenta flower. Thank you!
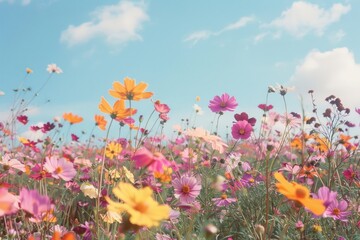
[173,175,201,203]
[258,104,273,112]
[16,115,28,125]
[324,199,351,222]
[212,194,236,207]
[19,188,52,221]
[343,165,359,183]
[208,93,238,113]
[355,108,360,115]
[234,112,256,126]
[133,147,171,173]
[231,120,253,140]
[44,156,77,181]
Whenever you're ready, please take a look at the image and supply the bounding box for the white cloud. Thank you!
[21,0,30,6]
[254,32,268,43]
[184,16,254,45]
[60,1,148,46]
[289,47,360,109]
[330,29,346,43]
[269,1,350,38]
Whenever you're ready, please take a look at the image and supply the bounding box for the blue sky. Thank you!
[1,0,359,139]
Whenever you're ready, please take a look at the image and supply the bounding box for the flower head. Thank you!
[17,115,29,125]
[324,199,351,222]
[208,93,238,113]
[274,172,325,215]
[173,175,201,203]
[133,147,171,173]
[99,97,136,120]
[231,120,253,140]
[44,156,77,181]
[109,77,153,101]
[47,64,63,74]
[0,188,18,216]
[212,194,236,207]
[105,141,122,159]
[106,182,170,228]
[63,113,83,124]
[94,115,107,130]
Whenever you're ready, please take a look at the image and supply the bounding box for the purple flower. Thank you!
[208,93,238,113]
[231,120,253,140]
[312,186,337,207]
[324,199,351,222]
[212,194,237,207]
[173,175,201,203]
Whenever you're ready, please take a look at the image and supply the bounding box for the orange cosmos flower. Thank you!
[51,231,76,240]
[94,115,107,130]
[63,113,83,124]
[274,172,325,215]
[99,97,136,120]
[109,77,153,101]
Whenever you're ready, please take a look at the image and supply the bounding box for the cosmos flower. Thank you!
[231,120,253,140]
[258,104,273,112]
[47,64,63,74]
[98,97,136,120]
[63,113,83,125]
[19,188,54,222]
[212,194,237,207]
[17,115,29,125]
[173,175,202,203]
[109,77,153,101]
[154,100,170,114]
[44,156,77,181]
[234,112,256,126]
[106,182,170,228]
[208,93,238,113]
[0,188,18,216]
[324,199,351,222]
[133,147,171,173]
[274,172,325,215]
[105,141,122,159]
[94,115,107,131]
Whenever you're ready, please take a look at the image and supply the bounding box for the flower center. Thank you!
[239,129,245,135]
[221,194,227,199]
[220,102,226,107]
[249,178,255,183]
[55,167,63,174]
[295,188,307,198]
[134,202,149,213]
[182,184,191,193]
[332,208,340,216]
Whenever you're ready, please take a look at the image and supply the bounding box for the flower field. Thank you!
[0,65,359,240]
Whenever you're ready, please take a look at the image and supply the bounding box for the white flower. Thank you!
[80,182,98,199]
[46,64,63,74]
[193,104,204,115]
[0,90,5,96]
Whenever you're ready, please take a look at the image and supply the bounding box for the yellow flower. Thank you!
[99,97,136,120]
[313,224,322,233]
[80,182,98,199]
[105,142,122,159]
[123,166,135,184]
[26,68,33,74]
[106,182,170,228]
[274,172,325,215]
[109,77,153,101]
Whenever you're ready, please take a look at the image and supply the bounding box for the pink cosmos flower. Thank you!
[132,147,171,173]
[154,100,170,114]
[0,154,26,173]
[312,186,337,208]
[355,108,360,115]
[212,194,236,207]
[258,104,273,112]
[0,188,18,216]
[324,199,351,222]
[44,156,77,181]
[231,120,253,140]
[19,188,53,221]
[17,115,28,125]
[173,175,201,203]
[47,64,63,74]
[208,93,238,113]
[234,112,256,126]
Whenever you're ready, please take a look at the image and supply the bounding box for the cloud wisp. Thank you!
[184,16,254,45]
[60,1,148,46]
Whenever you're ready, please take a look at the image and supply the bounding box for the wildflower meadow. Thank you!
[1,65,360,240]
